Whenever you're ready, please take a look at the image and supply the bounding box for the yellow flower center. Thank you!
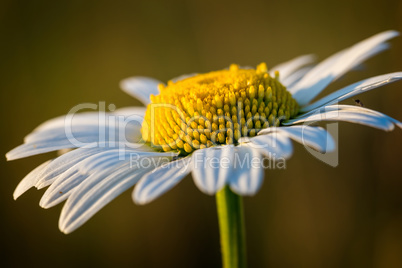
[141,63,299,155]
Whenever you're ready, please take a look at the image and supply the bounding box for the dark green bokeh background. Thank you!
[1,0,402,267]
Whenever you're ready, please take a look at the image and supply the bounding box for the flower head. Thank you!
[141,62,298,154]
[7,30,402,234]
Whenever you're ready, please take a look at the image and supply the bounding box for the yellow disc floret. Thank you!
[141,63,299,155]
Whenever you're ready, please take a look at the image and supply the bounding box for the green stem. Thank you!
[216,186,247,268]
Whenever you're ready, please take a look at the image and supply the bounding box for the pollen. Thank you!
[141,63,299,155]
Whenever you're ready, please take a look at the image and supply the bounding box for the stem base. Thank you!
[216,186,247,268]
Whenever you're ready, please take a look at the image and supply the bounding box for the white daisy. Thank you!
[7,30,402,244]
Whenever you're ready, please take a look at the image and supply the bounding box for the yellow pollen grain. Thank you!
[141,63,299,155]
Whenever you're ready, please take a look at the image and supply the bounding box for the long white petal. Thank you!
[7,115,144,161]
[191,146,234,195]
[113,107,146,117]
[301,72,402,112]
[294,104,401,127]
[78,149,171,174]
[59,163,154,234]
[39,147,172,209]
[281,66,314,88]
[23,108,144,146]
[270,54,315,81]
[344,105,401,129]
[30,108,146,134]
[229,146,264,196]
[31,112,102,133]
[290,30,399,106]
[34,144,165,189]
[258,125,335,153]
[331,105,402,128]
[40,170,89,209]
[34,146,107,189]
[6,139,91,161]
[13,160,52,200]
[119,77,161,105]
[285,105,397,131]
[355,43,390,66]
[239,133,293,159]
[133,156,192,205]
[25,118,142,144]
[24,125,105,143]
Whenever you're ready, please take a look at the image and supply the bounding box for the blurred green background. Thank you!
[1,0,402,267]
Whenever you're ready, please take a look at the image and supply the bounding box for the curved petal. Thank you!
[133,156,193,205]
[270,54,316,82]
[285,105,398,131]
[229,146,264,196]
[239,133,293,159]
[38,149,130,207]
[40,170,89,209]
[28,108,146,134]
[290,30,399,106]
[7,138,93,161]
[281,66,314,88]
[72,149,173,178]
[30,112,102,133]
[34,146,107,189]
[301,72,402,112]
[120,77,162,105]
[336,105,402,128]
[191,146,234,195]
[13,160,52,200]
[6,110,145,161]
[259,125,335,153]
[113,107,146,117]
[39,149,173,209]
[58,162,155,234]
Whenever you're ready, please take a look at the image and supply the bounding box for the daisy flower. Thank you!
[7,30,402,268]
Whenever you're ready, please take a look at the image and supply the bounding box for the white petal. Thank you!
[112,107,146,117]
[58,155,164,234]
[34,146,106,189]
[7,113,144,161]
[191,146,234,195]
[30,108,145,134]
[239,133,293,159]
[301,72,402,112]
[39,148,172,209]
[281,66,314,88]
[229,146,264,196]
[13,160,52,200]
[336,105,402,129]
[119,77,162,105]
[285,105,396,131]
[270,54,315,81]
[31,112,102,133]
[25,113,142,144]
[25,126,107,144]
[40,170,88,209]
[78,149,171,175]
[26,114,143,145]
[133,156,192,205]
[290,30,399,106]
[258,125,335,153]
[78,150,127,173]
[7,139,88,161]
